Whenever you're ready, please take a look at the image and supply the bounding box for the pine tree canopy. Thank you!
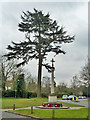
[5,8,74,71]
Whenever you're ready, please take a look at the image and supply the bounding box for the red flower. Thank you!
[48,103,52,107]
[60,103,63,107]
[42,103,45,107]
[55,103,60,107]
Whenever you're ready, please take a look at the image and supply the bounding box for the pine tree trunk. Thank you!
[37,55,42,97]
[37,26,42,97]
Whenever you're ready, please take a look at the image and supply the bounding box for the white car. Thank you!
[68,95,78,100]
[62,95,68,100]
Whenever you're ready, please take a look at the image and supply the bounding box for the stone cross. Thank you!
[48,58,57,103]
[51,58,55,94]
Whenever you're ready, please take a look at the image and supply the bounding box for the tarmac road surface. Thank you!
[1,111,40,120]
[58,99,90,107]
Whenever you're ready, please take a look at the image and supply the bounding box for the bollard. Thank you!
[31,106,33,114]
[52,109,54,119]
[13,104,15,110]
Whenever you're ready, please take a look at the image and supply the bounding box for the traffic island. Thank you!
[36,106,69,109]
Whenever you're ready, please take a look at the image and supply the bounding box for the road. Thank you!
[58,99,89,107]
[1,111,39,120]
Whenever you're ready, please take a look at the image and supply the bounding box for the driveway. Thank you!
[58,99,89,107]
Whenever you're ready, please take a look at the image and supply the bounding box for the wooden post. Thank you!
[52,109,54,119]
[13,104,15,110]
[87,116,89,120]
[31,106,33,114]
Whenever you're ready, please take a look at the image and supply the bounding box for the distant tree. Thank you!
[25,72,37,84]
[42,76,51,88]
[79,61,90,96]
[0,56,25,96]
[0,56,16,96]
[12,67,25,98]
[25,72,37,92]
[16,74,26,98]
[79,62,89,87]
[42,76,51,95]
[5,9,74,97]
[57,82,68,93]
[71,75,79,95]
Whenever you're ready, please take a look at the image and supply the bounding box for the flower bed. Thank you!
[42,102,63,107]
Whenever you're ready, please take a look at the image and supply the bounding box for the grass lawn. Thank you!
[2,98,48,109]
[87,98,90,101]
[10,108,89,119]
[2,97,83,109]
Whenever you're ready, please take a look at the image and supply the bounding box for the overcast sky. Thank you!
[0,2,88,86]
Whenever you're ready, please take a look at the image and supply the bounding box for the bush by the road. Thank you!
[27,92,37,98]
[4,90,15,97]
[3,90,37,98]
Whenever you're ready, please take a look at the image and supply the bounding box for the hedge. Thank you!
[3,90,37,98]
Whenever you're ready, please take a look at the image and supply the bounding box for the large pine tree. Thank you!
[5,9,74,97]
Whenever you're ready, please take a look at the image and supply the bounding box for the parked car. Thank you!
[67,95,74,100]
[68,95,78,100]
[78,96,83,99]
[62,95,68,100]
[78,96,86,99]
[83,96,86,99]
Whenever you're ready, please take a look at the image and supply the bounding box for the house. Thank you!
[5,80,13,90]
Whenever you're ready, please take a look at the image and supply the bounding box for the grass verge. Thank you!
[59,102,84,107]
[9,108,89,118]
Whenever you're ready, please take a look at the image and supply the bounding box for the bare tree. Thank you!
[41,76,51,95]
[25,72,37,92]
[0,56,24,96]
[79,62,89,87]
[71,75,79,95]
[0,56,16,94]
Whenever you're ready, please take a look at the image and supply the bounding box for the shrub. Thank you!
[4,90,15,97]
[3,90,37,98]
[31,92,37,98]
[57,93,65,98]
[16,90,27,98]
[27,92,32,98]
[27,92,37,98]
[41,93,48,98]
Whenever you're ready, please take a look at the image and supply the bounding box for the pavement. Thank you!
[1,111,42,120]
[1,106,38,112]
[2,111,30,118]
